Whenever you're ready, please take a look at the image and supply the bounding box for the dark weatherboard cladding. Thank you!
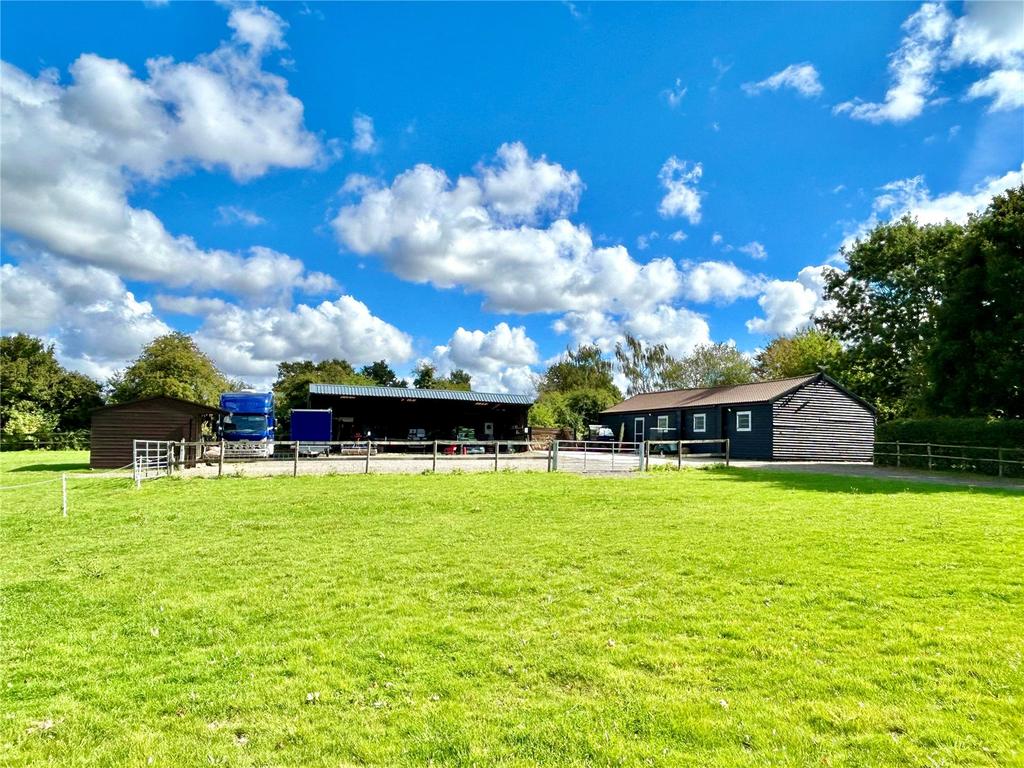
[599,373,876,462]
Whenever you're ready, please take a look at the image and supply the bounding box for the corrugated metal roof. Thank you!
[309,383,533,405]
[601,374,820,414]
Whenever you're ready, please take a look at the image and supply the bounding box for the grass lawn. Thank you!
[2,451,1022,766]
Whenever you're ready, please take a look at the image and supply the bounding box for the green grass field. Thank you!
[2,451,1021,767]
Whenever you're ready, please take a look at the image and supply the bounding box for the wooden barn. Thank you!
[90,396,222,469]
[307,384,533,442]
[600,373,876,461]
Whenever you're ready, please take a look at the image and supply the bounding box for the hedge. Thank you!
[876,418,1024,478]
[0,430,90,452]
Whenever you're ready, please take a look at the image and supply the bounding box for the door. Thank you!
[633,417,645,443]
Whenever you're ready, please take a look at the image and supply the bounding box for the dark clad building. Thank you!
[600,373,876,461]
[90,396,222,469]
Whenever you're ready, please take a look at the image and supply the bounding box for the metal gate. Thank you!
[552,441,644,473]
[132,440,174,486]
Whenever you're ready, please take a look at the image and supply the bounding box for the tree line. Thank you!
[3,186,1019,441]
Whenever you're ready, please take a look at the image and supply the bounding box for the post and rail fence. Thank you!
[873,441,1024,479]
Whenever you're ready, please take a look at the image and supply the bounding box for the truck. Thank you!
[290,409,332,456]
[219,391,275,458]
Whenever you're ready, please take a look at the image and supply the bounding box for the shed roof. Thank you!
[601,374,822,414]
[92,395,224,415]
[309,383,533,406]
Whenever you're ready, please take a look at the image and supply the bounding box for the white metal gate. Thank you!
[132,440,174,486]
[552,441,644,473]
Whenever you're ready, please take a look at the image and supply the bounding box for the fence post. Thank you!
[547,442,552,472]
[643,441,649,471]
[218,439,225,477]
[365,441,371,474]
[583,441,588,472]
[677,440,683,470]
[293,441,299,477]
[724,439,730,468]
[433,440,438,472]
[62,473,68,517]
[927,443,933,470]
[998,447,1004,478]
[178,441,185,471]
[494,442,500,472]
[552,441,559,471]
[896,441,901,468]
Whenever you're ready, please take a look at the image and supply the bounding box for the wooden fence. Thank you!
[874,441,1024,478]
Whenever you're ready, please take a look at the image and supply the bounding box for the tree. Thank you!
[540,345,619,397]
[926,186,1024,418]
[614,334,676,396]
[528,388,619,437]
[818,216,963,418]
[359,360,407,388]
[754,329,843,380]
[412,362,472,391]
[108,333,232,407]
[273,359,374,428]
[0,334,102,434]
[665,343,754,389]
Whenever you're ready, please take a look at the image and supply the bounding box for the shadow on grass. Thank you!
[700,466,1024,497]
[8,462,91,473]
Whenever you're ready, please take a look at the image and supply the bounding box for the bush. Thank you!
[876,418,1024,477]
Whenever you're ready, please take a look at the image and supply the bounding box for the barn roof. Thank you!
[310,383,533,406]
[601,374,823,414]
[92,395,224,414]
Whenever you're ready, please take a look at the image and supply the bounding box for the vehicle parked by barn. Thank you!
[599,373,876,461]
[220,391,275,458]
[290,409,332,456]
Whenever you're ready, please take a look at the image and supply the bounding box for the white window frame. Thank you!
[657,415,669,431]
[736,411,752,432]
[693,413,706,433]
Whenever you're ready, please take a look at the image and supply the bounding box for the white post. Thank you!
[62,473,68,517]
[583,441,588,472]
[552,441,559,471]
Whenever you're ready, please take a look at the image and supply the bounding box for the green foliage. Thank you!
[819,187,1024,419]
[528,388,618,435]
[273,359,373,428]
[108,332,231,407]
[614,334,675,395]
[663,343,754,389]
[359,360,407,388]
[3,450,1022,766]
[540,345,620,397]
[876,418,1024,477]
[0,333,102,435]
[754,329,843,380]
[926,187,1024,418]
[411,362,472,391]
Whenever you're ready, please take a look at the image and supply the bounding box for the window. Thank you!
[693,413,706,433]
[657,415,669,430]
[736,411,752,432]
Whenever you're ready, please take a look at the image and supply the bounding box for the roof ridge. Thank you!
[621,373,817,399]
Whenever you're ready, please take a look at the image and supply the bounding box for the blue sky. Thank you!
[2,1,1022,392]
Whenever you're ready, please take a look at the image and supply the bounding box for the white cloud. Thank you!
[738,241,768,261]
[711,232,723,245]
[351,112,380,154]
[657,156,703,223]
[477,141,582,223]
[554,304,711,360]
[216,205,266,226]
[668,230,688,242]
[154,295,230,315]
[432,323,540,394]
[636,231,658,250]
[193,295,414,382]
[662,78,687,108]
[834,3,953,123]
[966,69,1024,111]
[1,256,171,380]
[332,143,680,314]
[680,261,763,304]
[0,5,329,300]
[746,265,834,336]
[948,0,1024,69]
[742,63,823,97]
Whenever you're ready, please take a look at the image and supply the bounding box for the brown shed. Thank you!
[90,396,222,469]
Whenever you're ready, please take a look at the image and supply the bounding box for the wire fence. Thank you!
[874,441,1024,478]
[0,430,90,451]
[551,439,730,473]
